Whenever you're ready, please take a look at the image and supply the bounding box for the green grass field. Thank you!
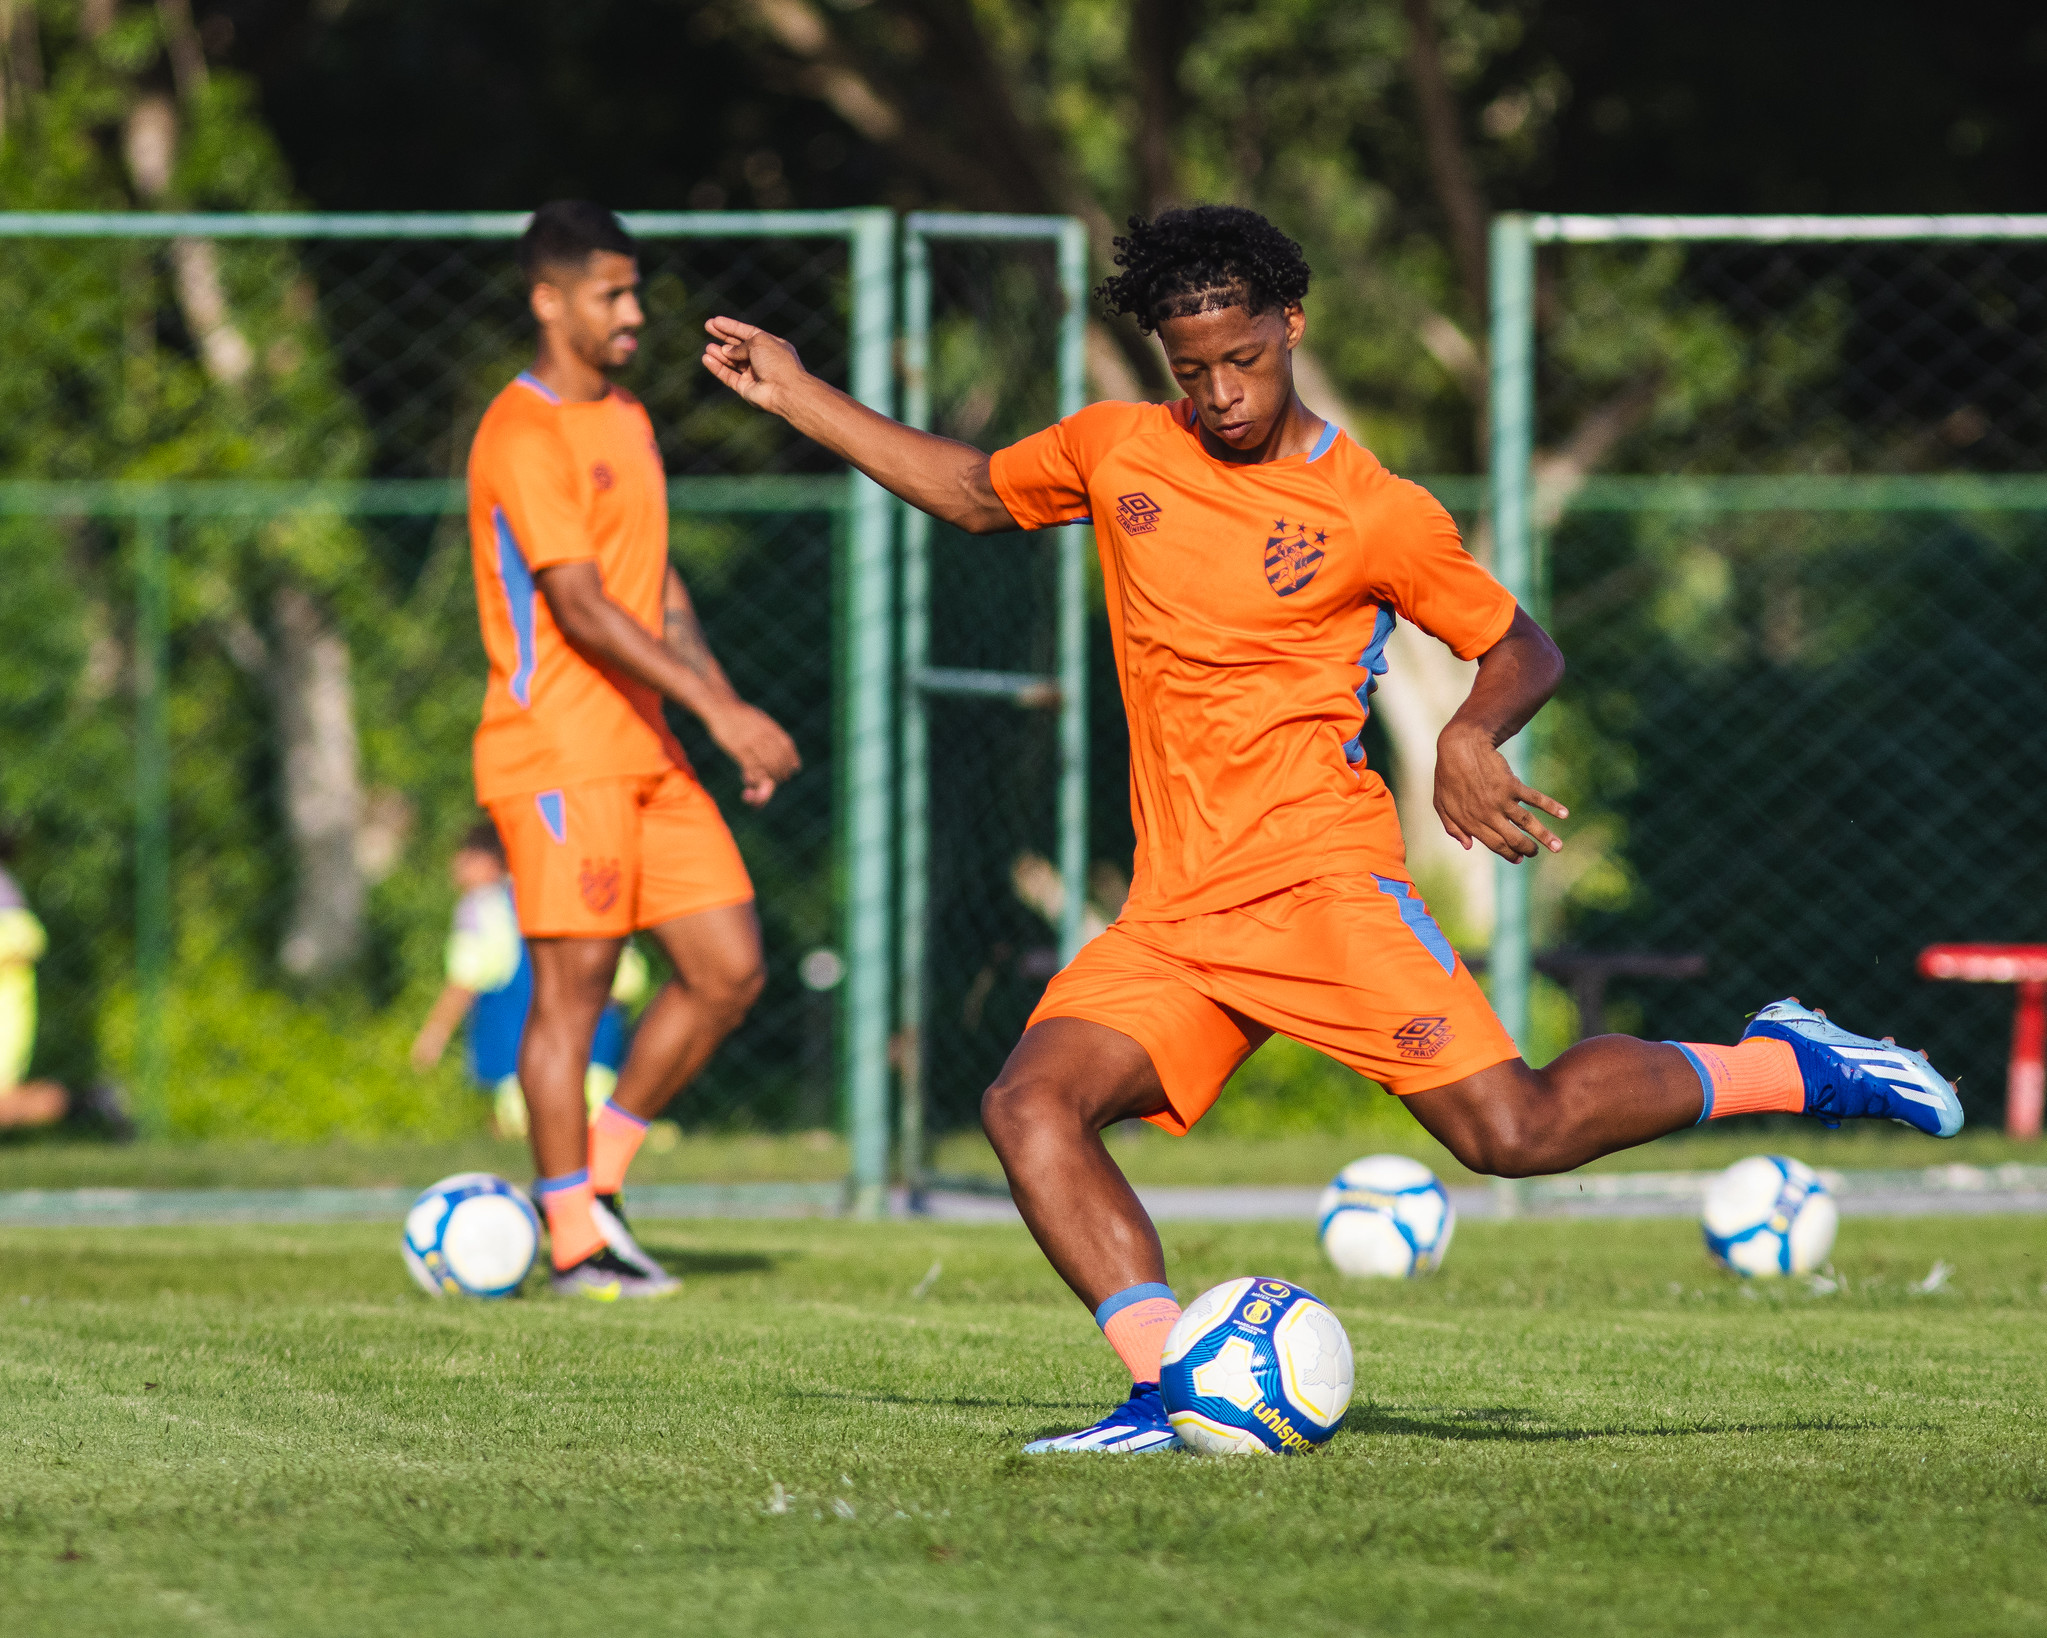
[2,1117,2037,1194]
[3,1212,2044,1635]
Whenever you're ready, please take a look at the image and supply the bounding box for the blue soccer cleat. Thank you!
[1741,998,1964,1138]
[1022,1380,1182,1454]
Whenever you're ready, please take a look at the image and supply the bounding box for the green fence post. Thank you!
[895,224,933,1200]
[842,209,897,1219]
[1488,212,1536,1052]
[1054,219,1091,965]
[134,507,171,1121]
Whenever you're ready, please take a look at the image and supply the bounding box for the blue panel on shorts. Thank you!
[535,789,566,844]
[1372,874,1456,976]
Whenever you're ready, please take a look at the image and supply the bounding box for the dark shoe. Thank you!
[64,1082,136,1143]
[592,1191,671,1282]
[548,1245,681,1300]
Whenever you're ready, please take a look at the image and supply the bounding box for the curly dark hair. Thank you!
[1094,205,1311,334]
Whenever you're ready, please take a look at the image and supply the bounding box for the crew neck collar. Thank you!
[516,370,614,407]
[1172,399,1341,469]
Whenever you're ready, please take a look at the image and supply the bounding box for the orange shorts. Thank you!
[1028,872,1519,1134]
[488,768,753,938]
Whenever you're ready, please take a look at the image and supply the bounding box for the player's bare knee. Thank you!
[980,1069,1061,1150]
[1446,1106,1553,1178]
[727,960,767,1018]
[702,960,765,1028]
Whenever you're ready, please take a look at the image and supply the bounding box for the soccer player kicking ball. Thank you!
[469,201,801,1300]
[703,205,1962,1445]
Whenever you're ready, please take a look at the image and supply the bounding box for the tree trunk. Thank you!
[117,16,370,979]
[271,586,365,980]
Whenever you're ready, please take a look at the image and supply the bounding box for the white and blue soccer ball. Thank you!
[402,1172,541,1298]
[1158,1277,1355,1455]
[1701,1154,1838,1277]
[1317,1154,1454,1278]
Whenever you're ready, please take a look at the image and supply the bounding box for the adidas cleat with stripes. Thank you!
[1022,1380,1182,1455]
[1742,998,1964,1138]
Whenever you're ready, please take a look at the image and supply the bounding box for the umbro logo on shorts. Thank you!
[1116,492,1162,535]
[1393,1015,1453,1061]
[579,857,622,913]
[591,461,615,491]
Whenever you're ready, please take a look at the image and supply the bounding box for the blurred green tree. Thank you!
[0,0,474,1136]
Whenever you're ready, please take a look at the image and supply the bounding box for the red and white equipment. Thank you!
[1916,944,2047,1139]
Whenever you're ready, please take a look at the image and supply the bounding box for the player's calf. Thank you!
[1409,999,1964,1180]
[1405,1042,1707,1178]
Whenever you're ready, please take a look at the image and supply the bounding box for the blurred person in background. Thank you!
[0,834,133,1140]
[466,200,799,1299]
[410,821,645,1139]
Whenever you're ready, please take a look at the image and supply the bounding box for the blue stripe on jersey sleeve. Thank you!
[492,506,539,707]
[1342,605,1399,765]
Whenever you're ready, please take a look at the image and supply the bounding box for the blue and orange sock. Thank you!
[535,1168,605,1270]
[1671,1038,1803,1123]
[589,1099,650,1195]
[1094,1282,1182,1385]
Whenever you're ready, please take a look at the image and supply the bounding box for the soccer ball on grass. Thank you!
[402,1172,541,1298]
[1701,1154,1838,1277]
[1159,1277,1354,1454]
[1316,1154,1454,1277]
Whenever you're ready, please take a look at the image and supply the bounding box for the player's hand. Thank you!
[1433,724,1567,863]
[409,1030,443,1072]
[705,698,801,806]
[701,317,809,417]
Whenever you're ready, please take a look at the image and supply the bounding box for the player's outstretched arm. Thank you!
[1434,607,1570,863]
[535,561,801,806]
[410,983,474,1070]
[701,317,1021,535]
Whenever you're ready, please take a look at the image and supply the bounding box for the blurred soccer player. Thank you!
[0,838,131,1139]
[408,821,640,1139]
[703,205,1961,1447]
[468,201,800,1300]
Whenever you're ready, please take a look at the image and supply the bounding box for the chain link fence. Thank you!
[0,212,904,1148]
[895,219,1087,1179]
[1500,217,2047,1126]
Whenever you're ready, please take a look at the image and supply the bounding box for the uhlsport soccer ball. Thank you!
[1701,1154,1838,1277]
[1317,1154,1454,1277]
[1158,1277,1355,1455]
[402,1172,540,1298]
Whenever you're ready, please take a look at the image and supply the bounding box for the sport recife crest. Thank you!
[1264,518,1326,596]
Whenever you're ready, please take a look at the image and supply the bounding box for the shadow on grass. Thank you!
[642,1249,782,1275]
[786,1387,1100,1414]
[1349,1404,1895,1443]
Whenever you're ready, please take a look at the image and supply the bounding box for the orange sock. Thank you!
[1095,1283,1182,1385]
[1674,1038,1804,1121]
[589,1099,650,1195]
[535,1169,605,1270]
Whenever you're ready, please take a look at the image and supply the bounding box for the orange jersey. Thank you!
[990,400,1515,921]
[466,373,688,803]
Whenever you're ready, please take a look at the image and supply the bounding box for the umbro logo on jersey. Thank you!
[1264,519,1327,596]
[591,461,615,491]
[1116,492,1162,535]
